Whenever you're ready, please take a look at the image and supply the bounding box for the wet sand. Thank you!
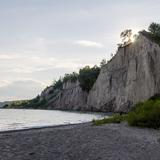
[0,122,160,160]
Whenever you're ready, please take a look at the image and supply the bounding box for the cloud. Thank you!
[74,40,104,48]
[0,54,21,60]
[0,53,97,75]
[0,79,45,101]
[0,80,11,87]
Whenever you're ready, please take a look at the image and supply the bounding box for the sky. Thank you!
[0,0,160,101]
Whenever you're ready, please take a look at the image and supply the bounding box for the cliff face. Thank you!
[39,33,160,112]
[87,33,160,112]
[41,80,88,110]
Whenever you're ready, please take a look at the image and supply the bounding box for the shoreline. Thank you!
[0,122,89,134]
[1,108,112,115]
[0,109,110,134]
[1,122,160,160]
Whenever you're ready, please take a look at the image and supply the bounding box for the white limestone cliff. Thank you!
[40,32,160,112]
[41,80,88,110]
[87,33,160,112]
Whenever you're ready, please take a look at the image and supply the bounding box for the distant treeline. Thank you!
[3,97,47,109]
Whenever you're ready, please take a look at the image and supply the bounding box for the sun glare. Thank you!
[131,35,135,42]
[131,30,139,43]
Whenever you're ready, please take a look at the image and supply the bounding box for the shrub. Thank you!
[127,99,160,129]
[52,72,78,91]
[53,78,63,90]
[149,94,160,100]
[63,72,78,83]
[93,95,160,129]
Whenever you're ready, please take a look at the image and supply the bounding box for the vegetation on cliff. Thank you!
[78,65,100,92]
[52,72,78,91]
[52,65,100,92]
[141,22,160,45]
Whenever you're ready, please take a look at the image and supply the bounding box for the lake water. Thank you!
[0,109,108,132]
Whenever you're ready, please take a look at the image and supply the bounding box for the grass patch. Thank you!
[92,114,127,126]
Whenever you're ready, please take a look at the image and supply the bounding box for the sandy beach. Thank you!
[0,122,160,160]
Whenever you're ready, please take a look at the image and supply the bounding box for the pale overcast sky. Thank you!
[0,0,160,101]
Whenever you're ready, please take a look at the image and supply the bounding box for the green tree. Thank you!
[63,72,78,83]
[148,22,160,37]
[53,78,63,90]
[120,29,132,44]
[78,65,100,92]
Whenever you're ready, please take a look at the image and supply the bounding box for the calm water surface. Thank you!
[0,109,108,131]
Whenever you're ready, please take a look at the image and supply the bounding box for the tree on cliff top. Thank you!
[148,22,160,37]
[120,29,132,44]
[78,65,100,92]
[63,72,78,83]
[144,22,160,45]
[118,29,133,47]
